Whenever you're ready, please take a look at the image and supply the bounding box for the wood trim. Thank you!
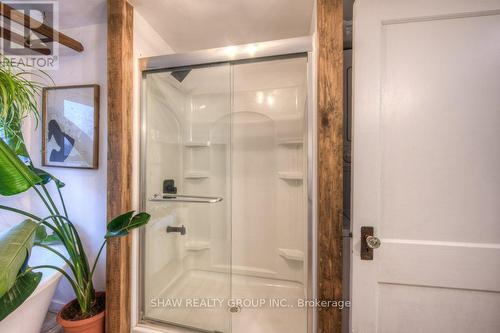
[41,84,100,169]
[106,1,133,332]
[0,26,51,55]
[0,2,84,52]
[317,0,344,332]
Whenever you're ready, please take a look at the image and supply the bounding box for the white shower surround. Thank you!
[132,38,316,333]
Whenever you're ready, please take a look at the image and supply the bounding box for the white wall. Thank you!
[43,7,173,310]
[33,22,108,307]
[0,8,107,313]
[25,8,172,310]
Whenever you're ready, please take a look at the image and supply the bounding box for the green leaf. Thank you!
[0,139,42,196]
[0,220,38,297]
[105,211,151,238]
[0,271,42,321]
[0,58,49,160]
[38,234,62,245]
[106,211,134,233]
[1,119,30,160]
[30,167,65,188]
[32,220,62,246]
[35,225,47,242]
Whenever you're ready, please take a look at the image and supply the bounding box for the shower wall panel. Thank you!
[231,58,307,283]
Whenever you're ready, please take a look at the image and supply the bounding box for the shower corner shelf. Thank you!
[184,141,210,148]
[184,171,210,179]
[185,241,211,251]
[278,248,304,262]
[278,171,303,181]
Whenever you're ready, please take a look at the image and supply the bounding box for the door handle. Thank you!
[366,235,381,249]
[361,226,380,260]
[166,225,186,235]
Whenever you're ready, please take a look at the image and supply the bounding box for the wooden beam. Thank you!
[0,26,51,55]
[317,0,344,332]
[106,1,133,332]
[0,2,84,52]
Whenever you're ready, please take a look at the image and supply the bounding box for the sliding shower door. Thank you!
[141,55,309,333]
[141,64,232,333]
[230,57,309,333]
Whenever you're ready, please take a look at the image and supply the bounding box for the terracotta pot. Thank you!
[57,292,105,333]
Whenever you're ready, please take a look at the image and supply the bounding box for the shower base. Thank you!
[145,269,307,333]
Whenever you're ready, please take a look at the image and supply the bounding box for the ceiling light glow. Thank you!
[256,91,264,104]
[225,46,238,58]
[245,44,258,56]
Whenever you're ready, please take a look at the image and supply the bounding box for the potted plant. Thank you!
[0,60,150,332]
[0,56,43,160]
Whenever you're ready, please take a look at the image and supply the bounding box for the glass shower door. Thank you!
[141,64,232,333]
[141,55,309,333]
[229,56,309,333]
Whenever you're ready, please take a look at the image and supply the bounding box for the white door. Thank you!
[352,1,500,332]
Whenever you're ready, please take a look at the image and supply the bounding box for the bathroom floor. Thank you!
[146,270,308,333]
[41,311,62,333]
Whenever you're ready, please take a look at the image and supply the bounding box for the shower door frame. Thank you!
[134,36,316,333]
[107,1,345,332]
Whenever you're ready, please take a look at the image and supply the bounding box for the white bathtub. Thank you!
[0,245,67,332]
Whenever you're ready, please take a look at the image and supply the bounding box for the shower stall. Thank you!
[138,38,314,333]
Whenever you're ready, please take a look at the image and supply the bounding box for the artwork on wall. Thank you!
[42,84,100,169]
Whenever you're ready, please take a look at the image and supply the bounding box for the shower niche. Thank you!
[140,55,309,333]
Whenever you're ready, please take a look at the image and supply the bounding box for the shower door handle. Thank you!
[166,225,186,235]
[150,193,223,203]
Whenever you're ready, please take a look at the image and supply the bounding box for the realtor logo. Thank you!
[0,1,59,69]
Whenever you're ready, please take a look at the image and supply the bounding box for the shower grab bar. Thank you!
[149,193,223,203]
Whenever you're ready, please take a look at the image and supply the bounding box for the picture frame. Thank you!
[42,84,100,169]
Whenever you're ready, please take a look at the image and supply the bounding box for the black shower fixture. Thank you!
[171,69,191,83]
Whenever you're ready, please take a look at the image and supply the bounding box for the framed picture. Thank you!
[42,84,100,169]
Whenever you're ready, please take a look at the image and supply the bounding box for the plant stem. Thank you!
[0,206,68,252]
[38,184,74,243]
[0,206,81,279]
[0,204,42,221]
[32,185,57,219]
[0,179,98,317]
[41,214,91,290]
[26,265,83,300]
[90,240,106,279]
[38,215,78,258]
[56,185,68,218]
[40,183,63,220]
[34,242,76,272]
[82,239,107,310]
[36,186,79,260]
[35,214,88,299]
[31,185,75,247]
[51,214,91,273]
